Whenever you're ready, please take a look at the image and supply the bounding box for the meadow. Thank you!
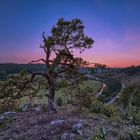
[9,80,102,108]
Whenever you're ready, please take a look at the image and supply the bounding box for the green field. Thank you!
[0,80,102,108]
[55,80,102,105]
[18,80,102,107]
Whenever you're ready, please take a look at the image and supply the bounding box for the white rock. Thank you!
[61,133,69,140]
[50,119,65,125]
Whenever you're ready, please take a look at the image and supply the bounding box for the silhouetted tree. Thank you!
[28,18,94,113]
[94,63,107,69]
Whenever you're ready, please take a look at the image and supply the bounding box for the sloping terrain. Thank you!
[0,105,139,140]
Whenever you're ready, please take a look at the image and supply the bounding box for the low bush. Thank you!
[71,87,94,109]
[90,97,104,114]
[131,130,140,140]
[103,105,119,120]
[133,110,140,125]
[56,97,63,106]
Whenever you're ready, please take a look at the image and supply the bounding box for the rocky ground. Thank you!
[0,105,139,140]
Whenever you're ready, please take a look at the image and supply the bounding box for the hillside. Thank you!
[0,63,140,80]
[0,64,140,140]
[0,64,47,80]
[0,105,139,140]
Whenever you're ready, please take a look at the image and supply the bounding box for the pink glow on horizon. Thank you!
[0,28,140,68]
[1,41,140,68]
[1,49,139,68]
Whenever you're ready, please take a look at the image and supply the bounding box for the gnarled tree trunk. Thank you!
[47,75,57,113]
[47,85,57,113]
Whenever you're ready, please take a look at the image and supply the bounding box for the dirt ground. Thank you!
[0,105,138,140]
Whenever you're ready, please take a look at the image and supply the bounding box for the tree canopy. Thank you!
[29,18,94,113]
[19,18,94,113]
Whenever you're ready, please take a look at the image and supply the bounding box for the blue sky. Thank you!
[0,0,140,67]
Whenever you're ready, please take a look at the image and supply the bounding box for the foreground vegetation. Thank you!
[0,70,102,112]
[0,106,139,140]
[0,68,140,140]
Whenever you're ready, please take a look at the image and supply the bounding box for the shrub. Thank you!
[72,87,93,109]
[41,104,48,112]
[133,111,140,125]
[92,126,107,140]
[56,97,63,106]
[90,97,104,114]
[90,100,119,120]
[118,134,131,140]
[131,130,140,140]
[0,70,45,112]
[103,105,119,119]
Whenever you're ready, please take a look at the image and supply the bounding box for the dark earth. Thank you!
[0,105,139,140]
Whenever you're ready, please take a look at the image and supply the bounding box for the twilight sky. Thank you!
[0,0,140,67]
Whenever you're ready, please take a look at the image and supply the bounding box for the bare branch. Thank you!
[42,32,46,41]
[40,44,47,54]
[21,72,50,90]
[22,80,32,90]
[51,48,59,56]
[31,72,47,81]
[28,59,46,64]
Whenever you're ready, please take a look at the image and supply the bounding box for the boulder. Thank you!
[61,133,76,140]
[61,133,69,140]
[72,123,83,135]
[2,111,16,119]
[34,105,42,112]
[22,103,32,112]
[0,111,16,124]
[50,119,65,126]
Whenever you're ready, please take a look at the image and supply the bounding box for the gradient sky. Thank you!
[0,0,140,67]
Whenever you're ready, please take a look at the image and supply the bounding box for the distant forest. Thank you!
[0,63,140,80]
[0,64,47,80]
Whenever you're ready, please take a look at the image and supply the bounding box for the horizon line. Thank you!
[0,62,139,69]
